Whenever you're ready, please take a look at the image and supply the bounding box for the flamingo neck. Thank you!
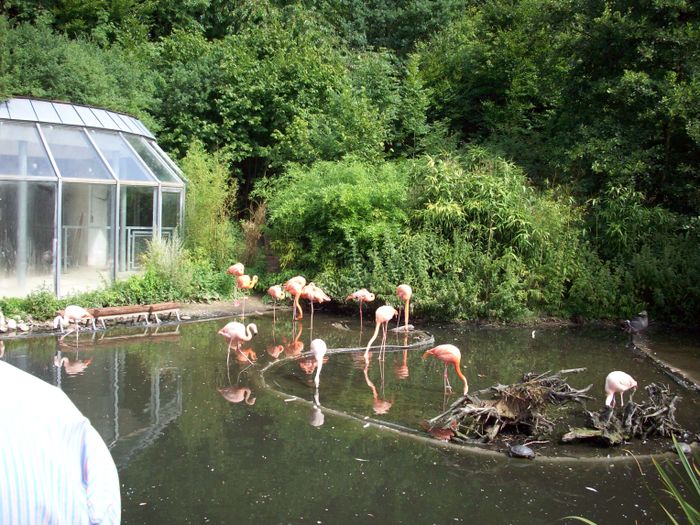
[454,362,468,395]
[403,299,410,327]
[364,321,382,355]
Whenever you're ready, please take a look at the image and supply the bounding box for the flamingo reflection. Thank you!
[218,386,256,405]
[394,350,409,380]
[234,348,257,363]
[363,360,393,415]
[267,344,285,359]
[309,389,324,427]
[284,322,304,358]
[54,355,92,375]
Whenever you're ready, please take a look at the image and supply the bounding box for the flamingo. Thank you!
[236,274,258,318]
[218,322,258,365]
[604,371,637,407]
[310,339,327,388]
[395,284,413,332]
[347,289,375,331]
[302,282,331,329]
[218,386,256,405]
[423,344,468,396]
[267,285,286,321]
[623,311,648,335]
[53,305,95,341]
[54,355,92,375]
[227,262,245,277]
[284,276,307,321]
[363,305,398,361]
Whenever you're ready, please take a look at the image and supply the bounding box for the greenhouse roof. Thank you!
[0,98,154,139]
[0,97,184,187]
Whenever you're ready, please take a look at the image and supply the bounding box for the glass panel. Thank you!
[118,186,154,273]
[0,101,10,119]
[91,108,120,130]
[125,135,180,184]
[161,191,181,240]
[7,99,36,121]
[74,106,102,128]
[53,103,84,126]
[109,113,133,133]
[41,125,113,180]
[0,181,55,297]
[152,142,185,179]
[0,122,56,178]
[31,100,61,123]
[90,130,155,183]
[61,183,114,295]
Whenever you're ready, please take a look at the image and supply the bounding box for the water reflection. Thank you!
[218,386,256,405]
[309,389,324,427]
[1,314,699,524]
[53,353,92,375]
[364,359,393,415]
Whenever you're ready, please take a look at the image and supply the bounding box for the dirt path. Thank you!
[180,295,277,320]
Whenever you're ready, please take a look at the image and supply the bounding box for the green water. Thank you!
[2,313,698,524]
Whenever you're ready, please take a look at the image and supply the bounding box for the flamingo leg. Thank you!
[359,303,363,332]
[379,322,388,361]
[444,364,453,393]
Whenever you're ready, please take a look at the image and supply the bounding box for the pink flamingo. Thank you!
[363,305,398,361]
[302,282,331,329]
[310,339,328,388]
[267,285,286,321]
[227,262,245,277]
[347,289,375,331]
[236,274,258,318]
[604,371,637,407]
[423,344,468,396]
[218,322,258,365]
[53,305,95,341]
[284,276,307,321]
[395,284,413,332]
[218,386,256,405]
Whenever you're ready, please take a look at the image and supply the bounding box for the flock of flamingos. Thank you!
[47,261,642,414]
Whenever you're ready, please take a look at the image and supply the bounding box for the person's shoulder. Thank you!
[0,360,84,419]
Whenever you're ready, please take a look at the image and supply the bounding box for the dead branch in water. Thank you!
[562,383,693,446]
[424,368,592,443]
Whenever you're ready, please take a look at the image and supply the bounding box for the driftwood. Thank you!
[562,383,694,447]
[424,369,592,443]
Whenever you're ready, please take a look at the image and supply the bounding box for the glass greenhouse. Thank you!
[0,97,185,298]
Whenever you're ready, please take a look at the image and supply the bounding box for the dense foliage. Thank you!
[1,0,699,322]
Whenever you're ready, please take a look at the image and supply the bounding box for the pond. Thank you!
[2,312,699,524]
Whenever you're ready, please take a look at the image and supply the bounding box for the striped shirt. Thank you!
[0,360,121,524]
